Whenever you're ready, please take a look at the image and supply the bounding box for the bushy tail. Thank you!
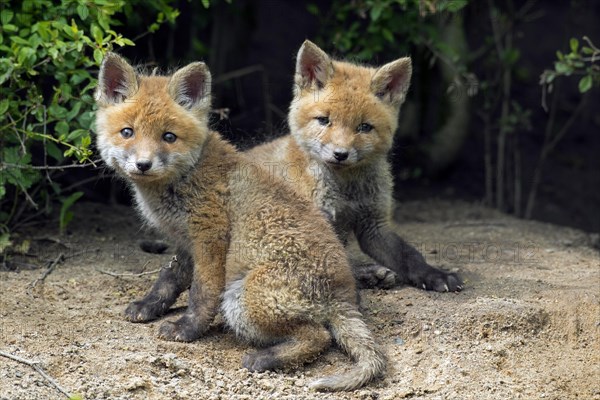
[309,304,386,391]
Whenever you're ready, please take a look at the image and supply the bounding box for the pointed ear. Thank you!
[95,52,138,106]
[371,57,412,106]
[295,40,334,90]
[168,62,212,111]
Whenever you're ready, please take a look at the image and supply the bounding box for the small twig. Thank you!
[27,249,94,292]
[97,268,163,277]
[28,253,65,290]
[0,160,101,171]
[0,350,71,398]
[97,256,177,278]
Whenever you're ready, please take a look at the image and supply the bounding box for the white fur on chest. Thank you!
[133,186,188,239]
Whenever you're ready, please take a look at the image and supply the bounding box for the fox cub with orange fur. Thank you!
[247,41,462,292]
[94,53,385,391]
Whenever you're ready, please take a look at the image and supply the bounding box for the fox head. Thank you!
[289,40,412,169]
[95,53,212,185]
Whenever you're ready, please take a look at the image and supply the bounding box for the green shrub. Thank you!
[0,0,179,242]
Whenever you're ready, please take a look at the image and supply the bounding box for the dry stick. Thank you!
[525,94,588,219]
[96,256,177,278]
[0,351,71,398]
[28,253,65,291]
[28,249,95,291]
[0,160,101,170]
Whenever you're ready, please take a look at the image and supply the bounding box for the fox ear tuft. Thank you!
[96,52,138,106]
[371,57,412,106]
[295,40,333,91]
[169,62,212,111]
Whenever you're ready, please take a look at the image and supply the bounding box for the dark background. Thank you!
[97,0,599,233]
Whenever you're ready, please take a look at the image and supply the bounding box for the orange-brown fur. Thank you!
[247,41,463,292]
[94,53,386,391]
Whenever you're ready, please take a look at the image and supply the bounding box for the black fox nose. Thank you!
[136,160,152,172]
[333,151,349,161]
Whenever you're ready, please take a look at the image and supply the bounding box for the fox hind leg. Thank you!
[242,323,331,372]
[222,276,332,371]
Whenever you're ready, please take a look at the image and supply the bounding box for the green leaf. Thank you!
[503,48,520,65]
[1,9,14,24]
[3,24,17,32]
[0,233,12,253]
[121,38,135,46]
[93,48,104,65]
[49,104,68,119]
[91,24,103,44]
[66,102,82,121]
[201,0,210,8]
[59,192,84,234]
[307,3,319,15]
[382,28,394,43]
[46,141,64,162]
[67,128,88,141]
[0,99,8,115]
[570,38,579,53]
[582,46,594,55]
[578,75,592,93]
[370,3,384,21]
[55,120,69,136]
[446,0,468,12]
[554,61,571,75]
[11,36,30,45]
[77,5,89,21]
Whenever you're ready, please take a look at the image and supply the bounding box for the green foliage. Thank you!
[0,0,178,236]
[540,36,599,94]
[59,191,84,235]
[308,0,468,66]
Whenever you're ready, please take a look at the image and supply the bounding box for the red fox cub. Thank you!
[94,53,386,391]
[247,41,462,292]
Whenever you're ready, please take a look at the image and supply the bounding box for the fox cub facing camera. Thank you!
[94,53,386,391]
[247,41,462,292]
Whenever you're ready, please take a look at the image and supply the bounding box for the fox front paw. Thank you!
[158,316,202,342]
[354,263,398,289]
[125,299,167,322]
[417,269,463,292]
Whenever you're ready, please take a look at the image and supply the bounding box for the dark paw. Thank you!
[354,263,398,289]
[419,270,463,292]
[242,349,281,372]
[158,317,202,342]
[125,299,167,322]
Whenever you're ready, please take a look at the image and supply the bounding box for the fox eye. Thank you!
[162,132,177,143]
[357,123,373,133]
[315,116,330,126]
[120,128,134,138]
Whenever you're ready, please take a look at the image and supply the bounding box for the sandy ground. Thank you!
[1,200,598,400]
